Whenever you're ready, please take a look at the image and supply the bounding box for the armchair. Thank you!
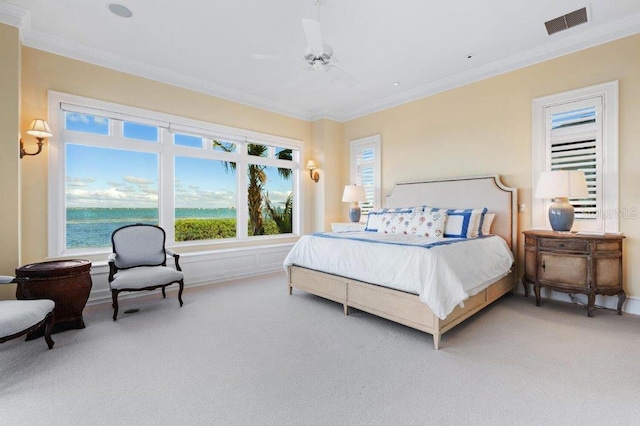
[108,224,184,321]
[0,275,55,349]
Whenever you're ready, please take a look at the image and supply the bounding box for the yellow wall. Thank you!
[19,47,312,265]
[309,119,347,231]
[343,33,640,299]
[0,24,21,299]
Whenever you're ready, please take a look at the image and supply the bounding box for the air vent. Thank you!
[545,7,588,35]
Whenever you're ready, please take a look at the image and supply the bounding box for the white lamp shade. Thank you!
[306,160,317,170]
[535,170,589,199]
[26,119,52,139]
[342,185,367,203]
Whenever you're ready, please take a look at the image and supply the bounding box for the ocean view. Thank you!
[67,207,235,248]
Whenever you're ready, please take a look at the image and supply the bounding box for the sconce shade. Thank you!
[306,159,320,182]
[26,119,52,139]
[342,185,367,202]
[535,170,589,231]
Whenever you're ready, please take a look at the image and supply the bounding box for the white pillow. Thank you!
[365,207,422,232]
[481,213,495,236]
[406,210,447,238]
[425,207,488,238]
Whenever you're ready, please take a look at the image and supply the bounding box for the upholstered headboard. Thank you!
[385,175,517,253]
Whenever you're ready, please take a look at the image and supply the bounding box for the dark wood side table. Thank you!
[16,259,92,339]
[522,230,625,317]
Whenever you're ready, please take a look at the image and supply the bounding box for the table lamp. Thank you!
[535,170,589,232]
[342,185,367,223]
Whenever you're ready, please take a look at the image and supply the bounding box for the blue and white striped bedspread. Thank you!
[283,232,514,319]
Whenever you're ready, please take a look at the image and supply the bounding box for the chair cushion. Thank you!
[110,266,184,290]
[112,225,167,269]
[0,299,55,338]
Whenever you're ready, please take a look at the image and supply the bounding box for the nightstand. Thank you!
[331,222,365,232]
[523,230,625,317]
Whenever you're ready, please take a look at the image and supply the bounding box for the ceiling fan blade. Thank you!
[302,18,324,54]
[251,53,301,64]
[326,65,359,87]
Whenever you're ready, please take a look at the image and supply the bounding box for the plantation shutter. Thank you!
[355,147,375,214]
[350,135,381,217]
[546,97,602,222]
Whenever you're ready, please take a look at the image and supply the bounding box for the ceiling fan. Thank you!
[252,14,358,87]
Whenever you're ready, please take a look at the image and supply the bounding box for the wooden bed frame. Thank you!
[287,175,517,349]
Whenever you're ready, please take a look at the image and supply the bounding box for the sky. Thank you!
[64,113,293,209]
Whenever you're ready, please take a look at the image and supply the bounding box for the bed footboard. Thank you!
[288,265,514,350]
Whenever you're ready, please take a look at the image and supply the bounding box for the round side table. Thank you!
[16,259,92,339]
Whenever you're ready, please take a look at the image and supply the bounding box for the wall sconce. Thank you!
[306,160,320,183]
[20,119,52,159]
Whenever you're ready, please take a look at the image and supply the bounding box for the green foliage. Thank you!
[264,192,292,234]
[175,218,282,241]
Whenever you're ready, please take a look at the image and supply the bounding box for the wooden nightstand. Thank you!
[331,222,365,232]
[523,230,625,317]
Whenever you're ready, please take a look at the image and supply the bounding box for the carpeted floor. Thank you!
[1,271,639,425]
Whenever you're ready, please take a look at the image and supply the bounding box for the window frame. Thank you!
[47,91,303,257]
[531,81,619,233]
[349,135,381,217]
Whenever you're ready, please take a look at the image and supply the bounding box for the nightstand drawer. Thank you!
[539,238,588,253]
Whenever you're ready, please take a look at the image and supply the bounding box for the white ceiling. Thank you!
[1,0,639,121]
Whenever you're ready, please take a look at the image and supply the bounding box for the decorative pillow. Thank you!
[480,213,495,236]
[377,211,413,234]
[406,210,447,238]
[365,207,423,232]
[425,207,488,238]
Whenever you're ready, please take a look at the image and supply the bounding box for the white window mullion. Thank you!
[159,128,175,245]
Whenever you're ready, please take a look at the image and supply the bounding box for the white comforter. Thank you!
[283,232,514,320]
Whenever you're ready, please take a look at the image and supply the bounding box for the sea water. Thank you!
[66,207,235,249]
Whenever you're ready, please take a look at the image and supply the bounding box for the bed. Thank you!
[284,175,517,349]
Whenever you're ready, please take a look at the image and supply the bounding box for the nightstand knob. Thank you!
[542,260,546,271]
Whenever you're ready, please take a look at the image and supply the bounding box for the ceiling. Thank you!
[1,0,639,121]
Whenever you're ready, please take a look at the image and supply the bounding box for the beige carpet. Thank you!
[1,271,639,425]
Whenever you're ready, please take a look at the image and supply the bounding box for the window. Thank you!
[48,92,302,256]
[350,135,381,216]
[532,81,618,232]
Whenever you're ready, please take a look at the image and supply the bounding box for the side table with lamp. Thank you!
[523,170,625,316]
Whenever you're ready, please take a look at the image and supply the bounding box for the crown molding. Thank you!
[19,25,312,122]
[4,2,640,123]
[338,12,640,122]
[0,2,28,28]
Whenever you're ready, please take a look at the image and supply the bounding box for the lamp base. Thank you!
[348,204,361,223]
[549,197,575,232]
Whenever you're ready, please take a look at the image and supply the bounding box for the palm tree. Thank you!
[214,141,292,236]
[264,192,293,234]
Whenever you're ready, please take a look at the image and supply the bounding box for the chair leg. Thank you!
[178,280,184,307]
[44,312,55,350]
[112,290,120,321]
[162,286,166,299]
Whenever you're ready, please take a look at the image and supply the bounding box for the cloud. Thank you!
[124,176,153,185]
[66,176,96,188]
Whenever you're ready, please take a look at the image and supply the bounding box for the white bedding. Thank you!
[283,232,514,320]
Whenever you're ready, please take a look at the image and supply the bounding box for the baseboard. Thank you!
[517,280,640,316]
[86,243,294,305]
